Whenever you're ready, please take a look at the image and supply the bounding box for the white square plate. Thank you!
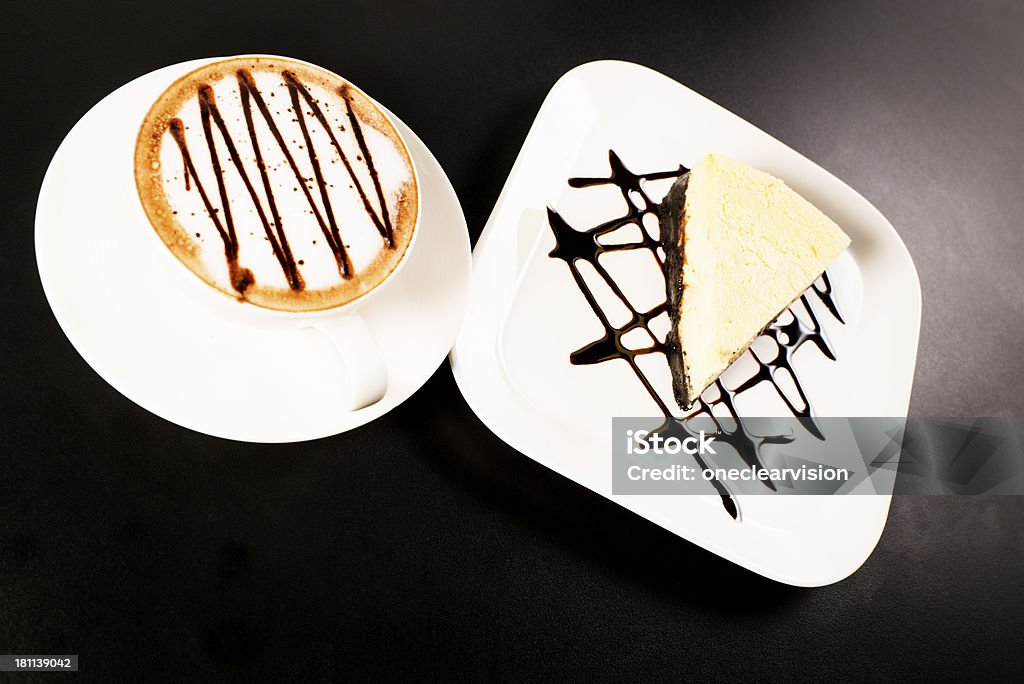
[451,60,920,586]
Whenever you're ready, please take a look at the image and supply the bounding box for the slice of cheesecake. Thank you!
[660,153,851,409]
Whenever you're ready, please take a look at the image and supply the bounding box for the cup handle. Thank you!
[312,314,387,410]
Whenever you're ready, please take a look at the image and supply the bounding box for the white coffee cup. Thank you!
[136,55,420,411]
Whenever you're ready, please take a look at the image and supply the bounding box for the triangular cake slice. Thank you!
[660,153,851,409]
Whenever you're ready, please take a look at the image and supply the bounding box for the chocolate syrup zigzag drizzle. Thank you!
[166,69,395,295]
[547,151,844,520]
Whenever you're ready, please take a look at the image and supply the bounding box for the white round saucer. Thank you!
[36,60,470,443]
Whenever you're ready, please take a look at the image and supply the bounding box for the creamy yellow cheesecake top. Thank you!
[664,153,851,408]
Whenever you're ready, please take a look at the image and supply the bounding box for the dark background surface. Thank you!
[3,0,1023,680]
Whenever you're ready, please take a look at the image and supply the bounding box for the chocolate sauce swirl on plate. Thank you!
[547,151,844,520]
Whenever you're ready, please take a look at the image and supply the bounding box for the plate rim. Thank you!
[35,58,472,443]
[450,59,921,586]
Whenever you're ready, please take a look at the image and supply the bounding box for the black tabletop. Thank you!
[3,0,1023,680]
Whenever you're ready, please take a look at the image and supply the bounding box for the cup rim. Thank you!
[137,53,422,319]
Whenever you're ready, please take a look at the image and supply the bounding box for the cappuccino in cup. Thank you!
[135,56,418,312]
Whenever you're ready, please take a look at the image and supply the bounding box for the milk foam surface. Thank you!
[136,57,417,311]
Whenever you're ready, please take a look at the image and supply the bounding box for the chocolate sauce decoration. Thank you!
[166,68,396,294]
[547,151,844,520]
